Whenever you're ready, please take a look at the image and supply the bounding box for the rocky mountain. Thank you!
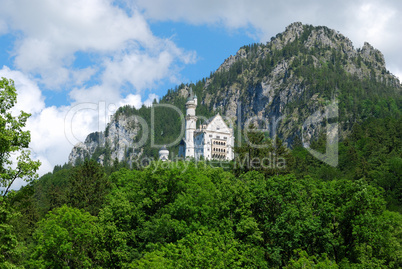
[68,114,142,166]
[68,22,401,166]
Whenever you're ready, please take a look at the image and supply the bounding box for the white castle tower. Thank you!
[178,86,234,161]
[184,88,197,158]
[159,145,169,161]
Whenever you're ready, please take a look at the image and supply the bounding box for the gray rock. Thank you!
[68,114,141,166]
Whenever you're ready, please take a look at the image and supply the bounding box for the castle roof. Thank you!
[160,145,167,150]
[203,113,220,125]
[200,113,232,134]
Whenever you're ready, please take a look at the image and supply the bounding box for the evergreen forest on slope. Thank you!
[1,23,401,268]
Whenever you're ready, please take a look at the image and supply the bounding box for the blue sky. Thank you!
[2,21,249,108]
[0,0,401,184]
[149,21,256,86]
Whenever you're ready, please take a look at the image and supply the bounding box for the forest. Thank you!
[1,23,402,268]
[1,75,401,268]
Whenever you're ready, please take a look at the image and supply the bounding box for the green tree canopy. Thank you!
[0,78,40,198]
[28,205,100,268]
[67,159,111,215]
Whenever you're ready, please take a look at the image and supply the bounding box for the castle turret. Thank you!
[185,87,197,158]
[159,145,169,161]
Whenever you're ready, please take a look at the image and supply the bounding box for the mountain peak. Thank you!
[68,23,401,165]
[361,42,385,67]
[280,21,304,44]
[216,22,397,84]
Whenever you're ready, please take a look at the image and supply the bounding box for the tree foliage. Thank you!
[67,159,111,216]
[0,78,40,198]
[27,205,100,268]
[1,23,402,268]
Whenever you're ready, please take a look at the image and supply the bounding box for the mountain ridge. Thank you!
[68,22,401,166]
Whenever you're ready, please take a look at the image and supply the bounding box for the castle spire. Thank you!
[187,87,195,101]
[184,86,197,158]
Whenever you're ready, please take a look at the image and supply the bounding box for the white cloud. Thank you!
[118,93,143,109]
[71,67,97,87]
[28,106,74,167]
[0,67,72,175]
[0,20,8,35]
[0,0,196,91]
[0,66,160,190]
[0,1,197,185]
[0,65,45,114]
[144,93,159,106]
[103,50,173,91]
[69,84,121,105]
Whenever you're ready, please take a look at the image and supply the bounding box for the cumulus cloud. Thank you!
[0,0,196,92]
[0,1,187,185]
[69,85,121,106]
[0,67,72,174]
[118,94,144,109]
[144,93,159,107]
[0,65,45,115]
[2,0,151,63]
[0,66,159,190]
[102,48,176,91]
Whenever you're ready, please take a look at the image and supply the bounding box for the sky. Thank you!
[0,0,401,188]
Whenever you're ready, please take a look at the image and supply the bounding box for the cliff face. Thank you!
[68,22,401,165]
[68,114,142,166]
[196,22,400,144]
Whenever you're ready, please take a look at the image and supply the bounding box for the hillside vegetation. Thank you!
[1,23,401,268]
[69,22,401,166]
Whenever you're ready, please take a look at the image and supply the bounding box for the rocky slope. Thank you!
[69,113,142,166]
[69,22,401,165]
[190,22,400,144]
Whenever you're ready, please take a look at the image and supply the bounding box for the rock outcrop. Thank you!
[68,22,401,165]
[68,113,141,166]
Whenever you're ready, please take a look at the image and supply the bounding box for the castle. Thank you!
[178,88,234,160]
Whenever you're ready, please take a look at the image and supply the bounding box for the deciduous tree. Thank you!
[0,78,40,198]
